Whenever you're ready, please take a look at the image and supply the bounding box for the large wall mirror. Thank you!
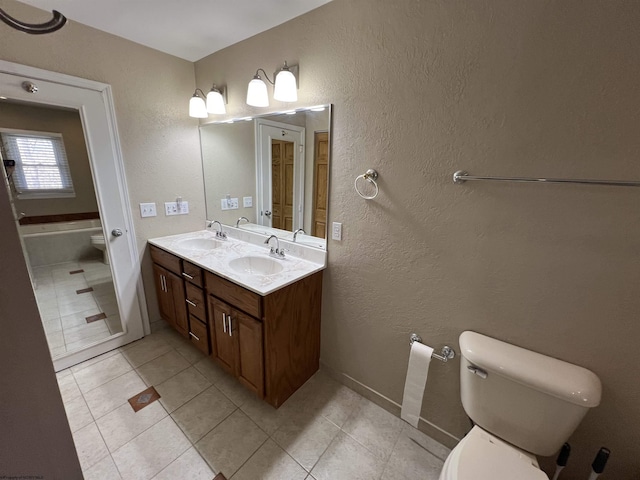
[200,105,331,250]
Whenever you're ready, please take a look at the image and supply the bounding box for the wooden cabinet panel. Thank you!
[168,271,188,337]
[263,271,323,407]
[152,262,188,338]
[182,261,203,287]
[205,271,261,319]
[188,315,210,355]
[150,245,181,275]
[236,311,264,398]
[209,297,236,374]
[185,282,206,320]
[152,264,173,325]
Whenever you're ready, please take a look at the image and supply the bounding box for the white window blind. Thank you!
[1,130,75,199]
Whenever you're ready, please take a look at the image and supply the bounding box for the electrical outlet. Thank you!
[332,222,342,241]
[140,202,157,218]
[243,196,253,208]
[221,199,229,210]
[227,198,239,209]
[165,202,178,215]
[165,201,189,215]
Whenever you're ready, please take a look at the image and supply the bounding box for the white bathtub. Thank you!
[20,219,103,267]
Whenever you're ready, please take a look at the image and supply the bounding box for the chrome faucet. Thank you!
[293,228,305,242]
[236,216,249,228]
[264,235,285,258]
[207,220,227,239]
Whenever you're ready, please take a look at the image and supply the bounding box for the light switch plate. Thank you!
[243,196,253,208]
[140,202,157,218]
[332,222,342,241]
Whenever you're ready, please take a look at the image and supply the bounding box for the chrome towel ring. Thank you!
[355,169,379,200]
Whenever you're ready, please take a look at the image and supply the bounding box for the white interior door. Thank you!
[0,61,146,371]
[255,119,305,230]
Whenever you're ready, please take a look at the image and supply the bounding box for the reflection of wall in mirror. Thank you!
[0,102,99,219]
[201,121,256,225]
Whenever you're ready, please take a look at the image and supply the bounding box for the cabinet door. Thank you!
[235,310,264,398]
[152,264,174,327]
[167,270,188,338]
[210,297,236,374]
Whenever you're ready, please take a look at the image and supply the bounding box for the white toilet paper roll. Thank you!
[401,341,434,427]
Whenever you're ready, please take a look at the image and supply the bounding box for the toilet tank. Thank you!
[459,331,601,456]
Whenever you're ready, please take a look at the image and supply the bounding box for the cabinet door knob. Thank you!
[222,313,227,333]
[228,316,233,337]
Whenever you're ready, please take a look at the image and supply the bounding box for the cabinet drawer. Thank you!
[182,261,203,287]
[185,282,206,320]
[188,315,209,355]
[205,271,262,319]
[150,245,181,275]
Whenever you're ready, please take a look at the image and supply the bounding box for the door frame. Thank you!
[0,60,148,370]
[255,118,305,231]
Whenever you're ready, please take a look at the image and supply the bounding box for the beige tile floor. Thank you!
[56,327,448,480]
[33,260,122,358]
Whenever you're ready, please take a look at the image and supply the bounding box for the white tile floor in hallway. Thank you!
[56,327,449,480]
[33,260,122,358]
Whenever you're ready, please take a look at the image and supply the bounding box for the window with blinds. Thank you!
[1,130,75,199]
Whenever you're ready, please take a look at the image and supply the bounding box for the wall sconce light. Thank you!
[189,84,227,118]
[246,61,298,107]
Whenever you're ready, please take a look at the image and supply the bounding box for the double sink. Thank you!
[174,237,284,276]
[148,230,325,296]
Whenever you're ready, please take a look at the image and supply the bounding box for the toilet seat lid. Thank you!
[448,427,548,480]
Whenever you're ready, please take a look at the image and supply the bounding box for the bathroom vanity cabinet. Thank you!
[151,248,189,338]
[149,244,323,408]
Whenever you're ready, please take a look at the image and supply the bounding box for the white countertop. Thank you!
[148,230,326,296]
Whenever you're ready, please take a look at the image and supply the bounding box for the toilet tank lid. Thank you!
[459,331,601,407]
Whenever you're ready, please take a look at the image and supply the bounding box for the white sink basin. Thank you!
[228,256,284,276]
[177,238,221,251]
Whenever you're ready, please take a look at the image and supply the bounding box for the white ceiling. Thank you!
[17,0,332,62]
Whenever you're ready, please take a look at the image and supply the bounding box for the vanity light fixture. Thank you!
[246,61,298,107]
[189,84,227,118]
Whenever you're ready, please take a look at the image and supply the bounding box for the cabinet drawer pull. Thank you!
[186,299,197,307]
[161,275,166,292]
[222,313,227,333]
[228,316,233,337]
[189,331,200,341]
[182,272,194,280]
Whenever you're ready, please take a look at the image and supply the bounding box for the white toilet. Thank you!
[439,331,601,480]
[90,233,109,265]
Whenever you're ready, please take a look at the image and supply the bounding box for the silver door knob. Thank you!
[264,210,272,218]
[111,228,123,237]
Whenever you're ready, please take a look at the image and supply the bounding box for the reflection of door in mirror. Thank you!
[0,101,123,360]
[312,132,328,238]
[257,120,305,231]
[271,139,294,231]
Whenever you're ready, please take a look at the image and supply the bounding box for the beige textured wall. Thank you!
[0,0,205,330]
[196,1,640,478]
[0,102,99,217]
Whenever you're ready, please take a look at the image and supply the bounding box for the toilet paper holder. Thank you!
[409,333,456,363]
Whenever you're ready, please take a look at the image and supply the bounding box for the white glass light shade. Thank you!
[246,77,269,107]
[189,94,208,118]
[206,89,226,114]
[274,69,297,102]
